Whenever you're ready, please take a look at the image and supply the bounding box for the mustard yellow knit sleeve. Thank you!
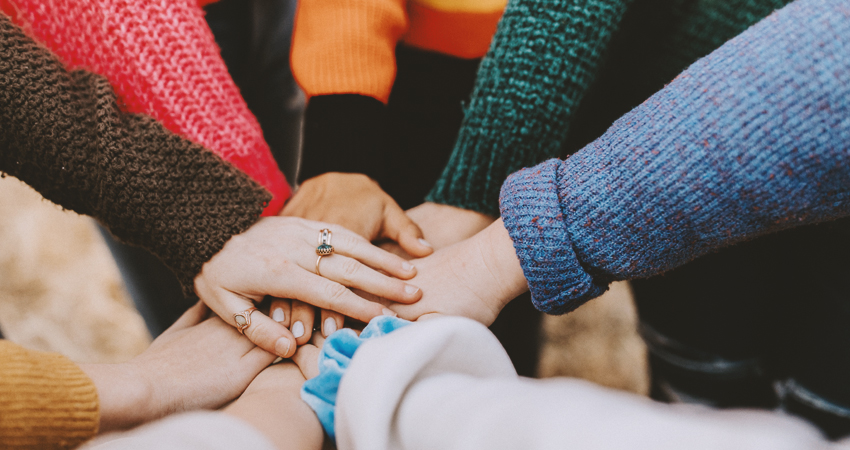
[0,340,99,449]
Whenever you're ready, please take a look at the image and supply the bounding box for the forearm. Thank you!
[500,0,850,313]
[6,0,290,213]
[426,0,632,216]
[338,318,827,450]
[78,364,151,433]
[0,16,269,295]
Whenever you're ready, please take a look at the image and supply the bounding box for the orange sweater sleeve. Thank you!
[291,0,408,104]
[0,341,99,449]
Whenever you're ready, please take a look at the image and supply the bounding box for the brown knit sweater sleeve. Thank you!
[0,341,99,449]
[0,14,271,295]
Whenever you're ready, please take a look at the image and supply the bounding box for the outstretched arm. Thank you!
[0,16,419,358]
[395,0,850,320]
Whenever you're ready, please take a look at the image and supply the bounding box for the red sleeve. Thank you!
[2,0,290,214]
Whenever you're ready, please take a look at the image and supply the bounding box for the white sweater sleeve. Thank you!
[336,317,840,450]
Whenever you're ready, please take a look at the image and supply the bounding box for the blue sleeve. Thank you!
[300,316,411,441]
[499,0,850,314]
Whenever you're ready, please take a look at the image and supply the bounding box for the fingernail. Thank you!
[418,238,432,248]
[382,308,397,317]
[272,308,285,323]
[402,261,415,271]
[323,318,337,336]
[405,284,419,295]
[275,337,291,357]
[292,321,305,338]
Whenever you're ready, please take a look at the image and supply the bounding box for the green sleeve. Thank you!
[426,0,632,217]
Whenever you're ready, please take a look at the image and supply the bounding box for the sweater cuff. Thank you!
[499,159,607,314]
[0,341,99,448]
[425,135,506,217]
[299,95,389,183]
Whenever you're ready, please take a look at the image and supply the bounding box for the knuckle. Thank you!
[340,258,361,283]
[338,233,361,251]
[323,283,350,306]
[245,320,277,347]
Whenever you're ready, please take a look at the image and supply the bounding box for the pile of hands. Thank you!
[89,173,527,440]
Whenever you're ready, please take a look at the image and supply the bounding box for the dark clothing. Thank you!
[104,0,306,336]
[0,14,268,296]
[634,220,850,439]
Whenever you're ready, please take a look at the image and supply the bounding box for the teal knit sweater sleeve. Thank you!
[426,0,632,216]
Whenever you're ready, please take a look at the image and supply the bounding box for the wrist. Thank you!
[80,362,154,432]
[476,219,528,309]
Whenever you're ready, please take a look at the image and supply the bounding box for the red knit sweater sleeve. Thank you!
[2,0,290,214]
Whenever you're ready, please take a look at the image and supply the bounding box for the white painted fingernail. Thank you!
[292,321,305,338]
[272,308,285,323]
[405,285,419,295]
[275,337,291,357]
[323,318,337,336]
[382,308,397,317]
[418,238,432,248]
[402,261,415,271]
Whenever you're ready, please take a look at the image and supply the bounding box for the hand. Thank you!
[224,362,324,450]
[280,173,433,343]
[291,332,326,380]
[81,302,277,432]
[282,173,433,257]
[194,216,421,357]
[389,219,528,326]
[406,202,496,250]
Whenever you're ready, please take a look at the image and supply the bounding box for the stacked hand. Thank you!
[194,216,423,358]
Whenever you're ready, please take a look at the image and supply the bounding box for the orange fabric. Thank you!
[0,341,99,449]
[291,0,408,103]
[402,2,502,59]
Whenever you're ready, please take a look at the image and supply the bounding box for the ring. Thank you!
[233,307,258,335]
[316,228,334,256]
[316,254,324,277]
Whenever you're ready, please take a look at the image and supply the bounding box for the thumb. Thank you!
[416,312,446,322]
[162,301,209,335]
[381,203,433,258]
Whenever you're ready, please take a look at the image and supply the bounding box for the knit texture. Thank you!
[0,14,270,296]
[0,0,290,214]
[0,341,99,449]
[427,0,632,216]
[500,0,850,314]
[291,0,408,104]
[560,0,792,154]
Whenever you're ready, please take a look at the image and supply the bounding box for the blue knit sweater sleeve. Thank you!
[499,0,850,315]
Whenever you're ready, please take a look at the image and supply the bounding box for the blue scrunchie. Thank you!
[300,316,410,441]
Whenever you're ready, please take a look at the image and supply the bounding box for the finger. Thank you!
[162,301,208,335]
[292,344,322,379]
[416,312,446,322]
[318,254,422,304]
[320,309,344,337]
[290,300,315,346]
[331,231,418,280]
[381,205,433,258]
[309,330,326,346]
[243,345,279,368]
[286,272,395,324]
[269,298,292,327]
[207,290,296,358]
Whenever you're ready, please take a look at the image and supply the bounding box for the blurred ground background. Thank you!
[0,174,648,394]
